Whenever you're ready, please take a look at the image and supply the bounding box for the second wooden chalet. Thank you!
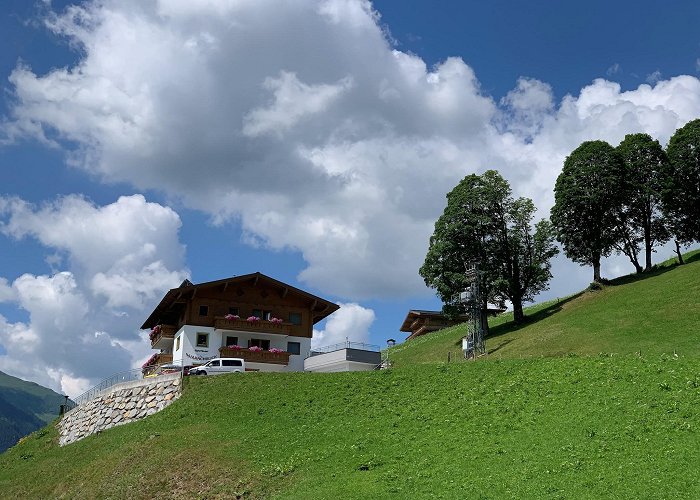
[141,273,339,372]
[400,310,470,341]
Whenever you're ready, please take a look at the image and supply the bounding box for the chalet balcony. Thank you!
[142,352,174,375]
[214,317,292,335]
[154,353,173,365]
[219,347,291,365]
[150,325,177,349]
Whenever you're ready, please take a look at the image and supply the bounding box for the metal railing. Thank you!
[309,341,381,356]
[64,362,183,412]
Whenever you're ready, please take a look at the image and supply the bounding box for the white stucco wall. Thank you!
[172,325,310,372]
[304,349,379,372]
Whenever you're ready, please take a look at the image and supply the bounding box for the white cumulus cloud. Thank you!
[312,302,375,348]
[0,195,189,394]
[2,0,700,305]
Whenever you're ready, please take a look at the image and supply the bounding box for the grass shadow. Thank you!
[487,292,583,340]
[685,251,700,264]
[607,263,679,287]
[487,338,515,355]
[607,249,699,287]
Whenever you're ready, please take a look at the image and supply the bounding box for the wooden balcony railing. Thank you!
[150,325,177,348]
[154,353,173,365]
[219,347,291,365]
[214,317,292,335]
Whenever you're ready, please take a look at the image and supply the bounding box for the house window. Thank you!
[249,338,270,350]
[289,312,302,325]
[229,307,239,316]
[287,341,301,355]
[252,309,272,320]
[175,336,181,351]
[225,336,238,347]
[199,305,209,317]
[196,333,209,347]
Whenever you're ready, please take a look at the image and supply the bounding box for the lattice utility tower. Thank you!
[460,263,486,359]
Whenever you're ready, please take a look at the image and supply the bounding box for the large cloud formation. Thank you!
[0,195,189,395]
[4,0,700,303]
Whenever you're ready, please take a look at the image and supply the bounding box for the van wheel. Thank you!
[200,371,207,376]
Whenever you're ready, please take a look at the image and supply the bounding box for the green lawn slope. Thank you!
[390,250,700,367]
[3,252,700,498]
[2,356,700,499]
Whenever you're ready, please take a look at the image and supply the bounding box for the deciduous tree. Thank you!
[420,170,557,326]
[616,133,670,272]
[663,119,700,264]
[550,141,626,282]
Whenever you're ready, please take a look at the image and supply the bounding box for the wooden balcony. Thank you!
[219,347,291,365]
[214,317,292,335]
[150,325,177,348]
[142,352,174,375]
[154,353,173,365]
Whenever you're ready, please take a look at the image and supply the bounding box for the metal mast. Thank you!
[463,263,486,359]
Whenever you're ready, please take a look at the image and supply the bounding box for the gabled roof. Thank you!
[399,310,470,332]
[141,272,339,329]
[399,306,505,332]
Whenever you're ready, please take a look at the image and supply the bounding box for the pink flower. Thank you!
[269,317,283,324]
[246,316,261,323]
[142,353,158,368]
[224,314,240,320]
[269,348,284,354]
[226,344,242,350]
[149,325,162,341]
[248,346,263,352]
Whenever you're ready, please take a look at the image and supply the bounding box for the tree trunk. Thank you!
[675,240,684,265]
[593,255,602,282]
[511,256,525,324]
[644,222,653,272]
[480,308,490,338]
[631,256,643,274]
[512,299,525,324]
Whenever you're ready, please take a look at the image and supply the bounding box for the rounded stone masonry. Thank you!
[57,373,182,446]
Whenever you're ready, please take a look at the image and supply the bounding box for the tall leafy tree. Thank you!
[420,172,500,334]
[616,133,670,272]
[663,119,700,264]
[550,140,626,282]
[499,198,559,322]
[420,170,557,326]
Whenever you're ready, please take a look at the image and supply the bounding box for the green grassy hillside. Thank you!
[3,252,700,498]
[391,250,700,367]
[0,371,66,452]
[3,356,700,499]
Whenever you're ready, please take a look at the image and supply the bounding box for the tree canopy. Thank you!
[420,170,557,325]
[663,119,700,262]
[616,133,670,272]
[550,140,626,282]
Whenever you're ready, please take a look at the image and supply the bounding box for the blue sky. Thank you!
[1,0,699,394]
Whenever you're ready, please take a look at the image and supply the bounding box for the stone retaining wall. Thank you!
[57,374,182,446]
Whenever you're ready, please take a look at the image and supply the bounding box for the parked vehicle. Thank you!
[189,358,245,375]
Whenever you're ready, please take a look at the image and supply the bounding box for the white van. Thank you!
[189,358,245,375]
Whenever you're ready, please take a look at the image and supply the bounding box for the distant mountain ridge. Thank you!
[0,371,66,452]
